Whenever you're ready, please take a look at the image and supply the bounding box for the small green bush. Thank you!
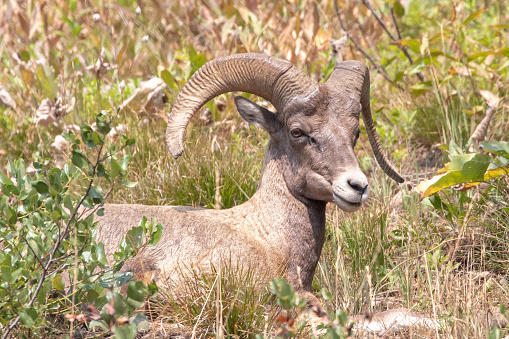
[0,112,161,338]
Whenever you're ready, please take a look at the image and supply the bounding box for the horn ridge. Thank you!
[165,53,318,158]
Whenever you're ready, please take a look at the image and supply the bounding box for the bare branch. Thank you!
[363,0,397,41]
[333,0,401,89]
[362,0,425,82]
[390,7,403,40]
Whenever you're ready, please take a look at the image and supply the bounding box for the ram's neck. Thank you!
[245,140,327,290]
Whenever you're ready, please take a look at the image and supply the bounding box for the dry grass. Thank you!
[1,0,508,337]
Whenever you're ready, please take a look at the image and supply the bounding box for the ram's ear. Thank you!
[234,96,279,135]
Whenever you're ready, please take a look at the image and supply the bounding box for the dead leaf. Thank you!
[449,65,474,77]
[469,90,500,146]
[51,135,68,153]
[35,99,56,126]
[116,316,129,325]
[65,314,77,322]
[35,97,75,126]
[120,77,169,115]
[17,11,30,38]
[479,89,500,107]
[107,123,128,140]
[26,163,36,176]
[0,83,16,109]
[63,124,81,135]
[302,2,319,45]
[105,302,115,316]
[86,48,117,79]
[278,18,297,62]
[351,308,440,336]
[29,1,42,39]
[314,29,331,49]
[330,35,348,63]
[76,314,88,323]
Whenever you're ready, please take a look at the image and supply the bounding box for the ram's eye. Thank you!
[291,129,304,138]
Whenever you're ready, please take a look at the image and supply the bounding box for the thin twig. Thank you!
[333,0,402,89]
[22,237,44,270]
[363,0,425,82]
[390,7,402,40]
[82,187,114,221]
[363,0,398,41]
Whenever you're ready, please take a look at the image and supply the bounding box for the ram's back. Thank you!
[94,203,281,286]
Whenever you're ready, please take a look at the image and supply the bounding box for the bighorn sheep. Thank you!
[96,53,403,306]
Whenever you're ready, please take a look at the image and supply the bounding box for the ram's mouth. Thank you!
[332,192,362,212]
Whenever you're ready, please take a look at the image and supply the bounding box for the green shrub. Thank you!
[0,112,160,338]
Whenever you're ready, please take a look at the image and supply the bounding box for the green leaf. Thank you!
[160,69,177,91]
[89,186,104,203]
[269,277,297,310]
[0,171,16,187]
[127,280,149,303]
[112,290,129,316]
[393,38,420,53]
[123,226,143,250]
[85,289,100,303]
[189,45,207,77]
[96,111,112,135]
[119,155,131,171]
[1,265,12,283]
[147,224,163,246]
[36,281,52,305]
[52,274,66,291]
[97,163,106,178]
[407,62,425,76]
[111,158,121,178]
[63,195,74,211]
[409,81,432,97]
[80,124,97,149]
[121,135,135,146]
[19,50,30,62]
[487,327,503,339]
[481,141,509,158]
[416,154,493,198]
[112,271,133,287]
[321,289,332,301]
[138,216,147,229]
[36,63,58,99]
[112,323,137,339]
[6,206,17,224]
[32,180,49,194]
[89,320,109,331]
[462,8,484,26]
[19,307,38,328]
[71,150,89,169]
[130,313,149,331]
[119,181,137,188]
[95,242,108,265]
[393,1,405,17]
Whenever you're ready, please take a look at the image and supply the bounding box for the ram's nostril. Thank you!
[348,179,368,195]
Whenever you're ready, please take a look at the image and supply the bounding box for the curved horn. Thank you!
[166,53,318,158]
[328,61,405,183]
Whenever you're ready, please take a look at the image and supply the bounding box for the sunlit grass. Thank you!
[0,0,508,337]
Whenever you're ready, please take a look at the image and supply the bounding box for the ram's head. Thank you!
[165,54,403,212]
